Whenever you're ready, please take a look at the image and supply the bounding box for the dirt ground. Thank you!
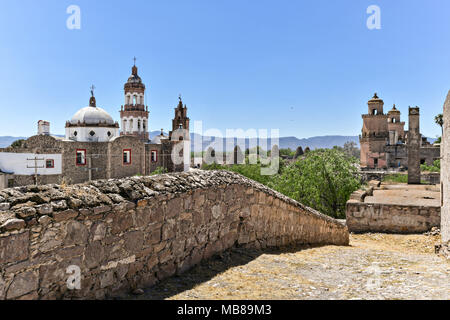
[125,234,449,300]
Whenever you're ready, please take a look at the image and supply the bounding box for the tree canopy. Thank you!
[269,148,360,218]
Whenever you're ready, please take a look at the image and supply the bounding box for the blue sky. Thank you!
[0,0,449,138]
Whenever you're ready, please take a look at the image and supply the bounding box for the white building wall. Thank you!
[0,152,62,175]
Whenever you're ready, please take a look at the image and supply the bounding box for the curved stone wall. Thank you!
[0,170,348,300]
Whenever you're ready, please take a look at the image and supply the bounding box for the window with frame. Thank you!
[151,150,158,163]
[46,159,54,169]
[123,149,132,165]
[76,149,86,166]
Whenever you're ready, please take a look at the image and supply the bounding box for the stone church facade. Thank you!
[0,63,190,190]
[360,93,440,170]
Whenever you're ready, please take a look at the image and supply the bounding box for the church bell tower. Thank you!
[120,58,150,142]
[169,95,190,141]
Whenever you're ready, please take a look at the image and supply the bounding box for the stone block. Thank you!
[0,231,29,264]
[110,211,134,235]
[53,209,78,222]
[7,271,38,300]
[64,220,88,246]
[84,241,105,269]
[1,219,26,232]
[166,198,183,219]
[124,231,144,254]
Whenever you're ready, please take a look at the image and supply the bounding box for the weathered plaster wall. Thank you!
[0,170,348,300]
[441,90,450,258]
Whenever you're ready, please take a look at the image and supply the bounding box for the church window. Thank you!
[151,150,158,163]
[123,149,132,165]
[46,159,54,168]
[143,120,146,130]
[76,149,86,166]
[73,131,78,136]
[89,131,95,137]
[7,179,14,188]
[107,131,112,137]
[133,96,137,105]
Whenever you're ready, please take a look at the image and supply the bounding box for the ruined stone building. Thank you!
[360,93,440,170]
[0,63,191,190]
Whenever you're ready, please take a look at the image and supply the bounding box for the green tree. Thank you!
[10,139,25,148]
[270,149,361,218]
[435,113,443,130]
[294,146,304,159]
[435,113,443,142]
[343,141,360,159]
[279,148,295,158]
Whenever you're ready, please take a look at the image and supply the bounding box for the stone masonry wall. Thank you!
[0,170,348,300]
[346,199,440,234]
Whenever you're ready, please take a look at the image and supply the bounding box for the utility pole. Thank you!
[83,154,100,181]
[27,156,45,186]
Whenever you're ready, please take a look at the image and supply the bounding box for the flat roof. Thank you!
[364,183,440,207]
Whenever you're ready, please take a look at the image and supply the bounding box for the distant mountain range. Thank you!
[0,133,436,152]
[0,136,27,148]
[187,134,361,152]
[0,132,360,151]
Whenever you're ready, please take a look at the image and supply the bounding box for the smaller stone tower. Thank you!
[169,96,190,141]
[120,60,150,142]
[387,105,405,145]
[360,93,389,168]
[407,107,421,184]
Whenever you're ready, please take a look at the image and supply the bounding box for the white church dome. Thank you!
[70,106,115,125]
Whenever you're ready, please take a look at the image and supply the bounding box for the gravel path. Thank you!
[127,234,450,300]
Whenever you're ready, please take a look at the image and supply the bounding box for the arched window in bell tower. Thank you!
[133,95,137,106]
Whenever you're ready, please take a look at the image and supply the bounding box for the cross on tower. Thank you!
[133,57,137,66]
[90,85,95,97]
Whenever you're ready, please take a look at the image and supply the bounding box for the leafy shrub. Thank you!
[151,167,168,175]
[421,159,440,172]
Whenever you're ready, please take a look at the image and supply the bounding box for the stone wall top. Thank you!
[0,170,345,235]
